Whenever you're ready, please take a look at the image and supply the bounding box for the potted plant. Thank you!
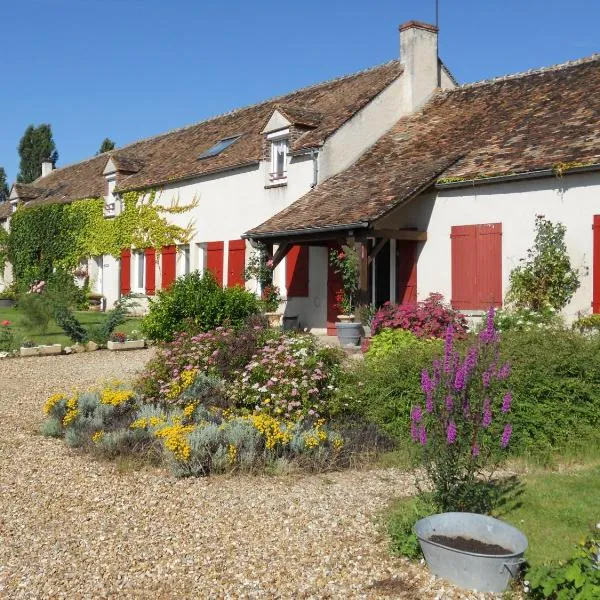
[329,245,363,346]
[107,330,145,351]
[261,284,283,327]
[409,309,527,593]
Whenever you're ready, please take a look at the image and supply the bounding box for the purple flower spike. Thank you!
[421,370,434,395]
[482,399,492,428]
[501,424,512,448]
[425,396,434,413]
[501,392,512,413]
[410,422,419,442]
[480,307,499,344]
[410,405,423,423]
[454,365,466,392]
[445,395,454,411]
[446,421,457,444]
[418,426,427,446]
[482,370,491,389]
[472,443,480,457]
[497,362,511,380]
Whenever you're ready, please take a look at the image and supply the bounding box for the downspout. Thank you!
[310,149,319,188]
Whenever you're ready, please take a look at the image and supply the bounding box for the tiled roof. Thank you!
[249,55,600,237]
[2,60,403,220]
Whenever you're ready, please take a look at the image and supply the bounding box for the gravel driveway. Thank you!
[0,351,486,599]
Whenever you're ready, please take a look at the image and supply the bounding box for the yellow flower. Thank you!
[165,369,198,400]
[130,417,148,429]
[92,431,104,443]
[332,436,344,451]
[100,388,134,406]
[63,395,79,426]
[44,393,65,415]
[228,444,237,464]
[154,423,194,461]
[183,403,197,419]
[246,414,294,449]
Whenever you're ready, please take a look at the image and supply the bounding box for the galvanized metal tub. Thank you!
[334,322,363,347]
[415,512,528,593]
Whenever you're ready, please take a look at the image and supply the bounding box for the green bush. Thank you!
[141,271,260,341]
[572,313,600,335]
[500,329,600,458]
[526,536,600,599]
[388,495,438,559]
[365,328,443,360]
[340,327,600,462]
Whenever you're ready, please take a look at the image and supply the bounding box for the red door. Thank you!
[397,240,417,304]
[120,249,131,295]
[593,216,600,313]
[227,240,246,287]
[327,243,344,335]
[206,241,224,285]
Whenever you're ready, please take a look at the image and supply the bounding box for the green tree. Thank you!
[0,167,9,201]
[97,138,115,154]
[16,124,59,184]
[507,215,580,311]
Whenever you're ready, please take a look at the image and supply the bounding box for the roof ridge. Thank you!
[453,53,599,92]
[34,58,401,183]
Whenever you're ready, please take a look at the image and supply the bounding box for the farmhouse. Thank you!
[1,21,599,332]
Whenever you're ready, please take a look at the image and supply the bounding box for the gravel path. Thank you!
[0,351,489,599]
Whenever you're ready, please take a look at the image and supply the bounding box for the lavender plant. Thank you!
[410,308,514,512]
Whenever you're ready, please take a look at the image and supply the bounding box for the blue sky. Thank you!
[1,0,597,183]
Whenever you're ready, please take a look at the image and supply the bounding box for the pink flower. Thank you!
[1,320,10,326]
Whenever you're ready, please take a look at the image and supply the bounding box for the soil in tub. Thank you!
[429,535,512,555]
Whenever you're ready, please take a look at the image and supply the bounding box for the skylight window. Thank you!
[197,135,242,159]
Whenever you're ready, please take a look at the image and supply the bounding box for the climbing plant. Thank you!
[7,190,197,286]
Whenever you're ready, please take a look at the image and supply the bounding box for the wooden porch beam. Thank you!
[368,238,388,265]
[371,229,427,241]
[270,243,292,270]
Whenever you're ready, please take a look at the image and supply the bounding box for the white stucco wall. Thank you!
[376,171,600,321]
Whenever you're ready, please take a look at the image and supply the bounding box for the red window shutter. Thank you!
[286,245,309,297]
[120,249,131,296]
[161,245,176,289]
[593,215,600,313]
[476,223,502,308]
[451,225,478,310]
[397,240,418,304]
[227,240,246,287]
[145,247,156,296]
[206,241,224,285]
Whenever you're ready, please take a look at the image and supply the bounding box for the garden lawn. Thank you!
[499,464,600,567]
[0,306,141,346]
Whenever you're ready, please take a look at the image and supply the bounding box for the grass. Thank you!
[0,307,141,347]
[499,463,600,567]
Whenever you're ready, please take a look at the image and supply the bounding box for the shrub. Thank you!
[409,311,513,513]
[507,215,580,311]
[227,334,343,420]
[141,271,260,341]
[388,495,438,559]
[0,320,16,353]
[572,313,600,335]
[371,293,468,338]
[494,306,563,333]
[526,536,600,599]
[365,328,442,360]
[500,328,600,458]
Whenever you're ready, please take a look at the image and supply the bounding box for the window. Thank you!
[177,244,191,277]
[451,223,502,310]
[198,135,242,159]
[132,250,145,292]
[270,138,288,182]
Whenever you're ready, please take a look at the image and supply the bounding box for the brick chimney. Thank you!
[399,20,440,111]
[41,160,53,177]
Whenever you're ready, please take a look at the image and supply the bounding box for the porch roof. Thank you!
[247,54,600,240]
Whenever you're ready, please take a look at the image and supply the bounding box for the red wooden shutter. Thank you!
[476,223,502,308]
[397,240,418,304]
[161,245,176,289]
[206,241,224,285]
[286,245,309,297]
[145,247,156,296]
[451,225,478,310]
[227,240,246,287]
[593,216,600,313]
[120,249,131,295]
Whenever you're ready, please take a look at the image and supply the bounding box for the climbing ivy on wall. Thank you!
[8,190,197,285]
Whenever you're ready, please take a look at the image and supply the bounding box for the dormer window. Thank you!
[268,129,289,184]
